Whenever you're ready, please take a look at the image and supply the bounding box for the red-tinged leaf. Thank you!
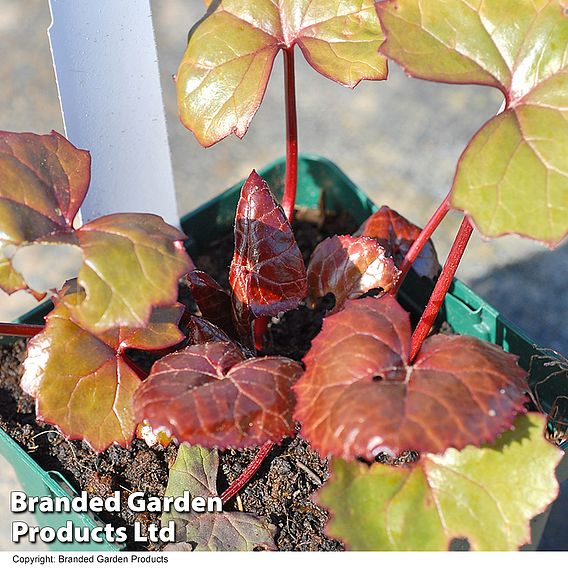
[376,0,568,246]
[184,270,235,335]
[178,0,387,147]
[294,295,527,459]
[307,235,400,312]
[166,514,278,551]
[0,131,193,332]
[0,131,90,293]
[356,206,441,279]
[113,303,185,351]
[21,291,185,452]
[186,315,233,345]
[134,341,303,449]
[229,171,307,342]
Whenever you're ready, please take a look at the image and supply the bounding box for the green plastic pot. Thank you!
[1,154,565,551]
[0,432,118,551]
[181,153,566,447]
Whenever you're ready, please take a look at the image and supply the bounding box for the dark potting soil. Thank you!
[0,211,422,552]
[0,340,177,551]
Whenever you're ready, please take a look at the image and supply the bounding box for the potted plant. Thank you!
[1,0,567,552]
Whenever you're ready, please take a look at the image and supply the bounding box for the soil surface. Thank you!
[0,212,423,552]
[0,213,353,551]
[0,340,177,551]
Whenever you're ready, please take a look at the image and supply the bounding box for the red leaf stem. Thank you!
[281,46,298,222]
[221,441,275,504]
[409,216,473,362]
[0,322,44,338]
[393,194,450,293]
[254,318,269,351]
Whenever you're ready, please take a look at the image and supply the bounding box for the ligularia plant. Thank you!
[0,0,566,552]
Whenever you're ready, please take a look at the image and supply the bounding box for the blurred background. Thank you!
[0,0,566,552]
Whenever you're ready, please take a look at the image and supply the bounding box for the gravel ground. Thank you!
[0,0,566,551]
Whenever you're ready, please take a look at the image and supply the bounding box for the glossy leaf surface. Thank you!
[0,131,193,331]
[230,171,307,341]
[317,414,562,550]
[356,206,441,279]
[377,0,568,246]
[21,293,184,452]
[177,0,387,146]
[134,341,302,448]
[163,444,277,551]
[307,235,399,312]
[185,270,234,335]
[186,315,233,345]
[294,295,527,459]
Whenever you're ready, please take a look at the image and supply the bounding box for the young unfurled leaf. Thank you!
[21,291,185,452]
[177,0,387,146]
[186,315,232,345]
[356,206,441,279]
[0,131,193,331]
[184,270,235,336]
[163,444,277,551]
[230,171,307,342]
[376,0,568,247]
[294,295,527,459]
[317,414,562,550]
[167,444,220,500]
[307,235,400,312]
[134,341,302,448]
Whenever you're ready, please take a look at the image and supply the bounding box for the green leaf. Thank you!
[163,444,277,551]
[317,413,563,551]
[177,0,387,146]
[52,214,192,332]
[21,290,185,452]
[376,0,568,246]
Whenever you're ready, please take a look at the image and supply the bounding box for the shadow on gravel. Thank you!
[471,242,568,356]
